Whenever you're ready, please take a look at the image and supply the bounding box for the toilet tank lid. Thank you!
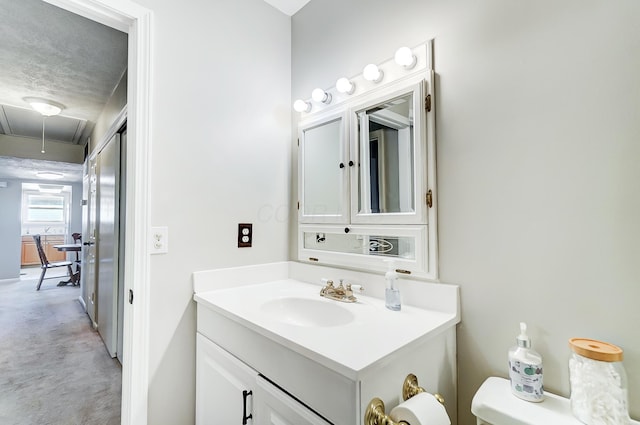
[471,377,639,425]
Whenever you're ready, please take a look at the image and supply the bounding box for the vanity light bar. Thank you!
[293,41,432,115]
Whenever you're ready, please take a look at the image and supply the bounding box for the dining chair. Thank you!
[71,232,82,262]
[33,234,74,291]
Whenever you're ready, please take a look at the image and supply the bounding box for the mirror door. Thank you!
[298,114,349,224]
[351,81,426,224]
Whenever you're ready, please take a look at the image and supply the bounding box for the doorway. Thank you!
[41,2,152,424]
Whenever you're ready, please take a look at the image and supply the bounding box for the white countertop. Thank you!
[194,278,459,377]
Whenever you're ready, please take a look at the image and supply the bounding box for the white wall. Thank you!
[90,70,127,154]
[130,0,291,423]
[292,1,640,424]
[0,134,84,163]
[0,180,22,279]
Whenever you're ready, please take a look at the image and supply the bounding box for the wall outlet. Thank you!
[150,226,169,254]
[238,223,252,248]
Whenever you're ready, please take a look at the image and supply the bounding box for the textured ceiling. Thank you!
[0,155,82,182]
[0,0,127,146]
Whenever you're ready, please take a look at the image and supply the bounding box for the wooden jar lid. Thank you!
[569,338,623,362]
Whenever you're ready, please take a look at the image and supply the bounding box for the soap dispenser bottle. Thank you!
[384,260,401,311]
[508,322,544,402]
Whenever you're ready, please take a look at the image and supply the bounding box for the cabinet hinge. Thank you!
[425,94,432,112]
[426,190,433,208]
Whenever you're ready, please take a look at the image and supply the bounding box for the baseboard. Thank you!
[78,295,87,311]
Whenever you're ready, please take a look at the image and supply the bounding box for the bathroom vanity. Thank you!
[193,262,460,425]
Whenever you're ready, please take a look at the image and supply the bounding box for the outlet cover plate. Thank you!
[238,223,252,248]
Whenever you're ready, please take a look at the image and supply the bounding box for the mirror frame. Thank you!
[295,41,438,279]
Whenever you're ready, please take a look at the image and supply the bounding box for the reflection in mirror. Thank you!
[302,118,343,217]
[357,92,415,215]
[303,231,416,260]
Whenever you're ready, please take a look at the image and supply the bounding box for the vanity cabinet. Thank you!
[196,333,332,425]
[195,284,458,425]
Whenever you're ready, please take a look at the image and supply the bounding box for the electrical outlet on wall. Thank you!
[150,226,169,254]
[238,223,252,248]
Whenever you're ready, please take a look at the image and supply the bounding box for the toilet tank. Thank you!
[471,377,639,425]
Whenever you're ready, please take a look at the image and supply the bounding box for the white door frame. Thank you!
[43,1,152,424]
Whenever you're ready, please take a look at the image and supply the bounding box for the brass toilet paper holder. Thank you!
[364,374,445,425]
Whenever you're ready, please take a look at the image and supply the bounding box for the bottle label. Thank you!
[509,359,544,401]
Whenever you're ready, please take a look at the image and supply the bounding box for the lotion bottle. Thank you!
[508,322,544,402]
[384,260,401,311]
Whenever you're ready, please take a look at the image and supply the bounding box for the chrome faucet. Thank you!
[320,278,363,303]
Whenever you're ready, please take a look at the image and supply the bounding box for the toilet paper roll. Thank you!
[389,392,451,425]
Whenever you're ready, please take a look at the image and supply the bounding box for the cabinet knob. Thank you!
[348,160,354,167]
[344,227,350,233]
[339,162,345,169]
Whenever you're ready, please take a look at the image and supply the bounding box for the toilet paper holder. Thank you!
[364,374,445,425]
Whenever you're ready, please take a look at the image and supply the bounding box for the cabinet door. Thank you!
[350,80,428,225]
[45,236,66,262]
[255,376,332,425]
[196,334,257,425]
[298,113,350,224]
[21,240,40,266]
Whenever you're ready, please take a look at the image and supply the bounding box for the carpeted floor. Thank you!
[0,272,121,425]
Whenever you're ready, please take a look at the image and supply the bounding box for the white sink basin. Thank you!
[194,279,459,377]
[260,297,355,327]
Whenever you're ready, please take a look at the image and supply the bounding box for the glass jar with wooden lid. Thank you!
[568,338,629,424]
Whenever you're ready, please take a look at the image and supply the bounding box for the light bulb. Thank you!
[293,99,311,113]
[335,77,355,94]
[394,46,417,69]
[363,64,383,83]
[311,88,331,104]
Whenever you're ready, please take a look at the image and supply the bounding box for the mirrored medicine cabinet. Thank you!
[297,49,437,279]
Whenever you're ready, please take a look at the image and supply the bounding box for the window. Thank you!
[21,183,72,234]
[25,194,66,222]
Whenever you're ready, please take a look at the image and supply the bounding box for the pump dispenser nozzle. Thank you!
[517,322,531,348]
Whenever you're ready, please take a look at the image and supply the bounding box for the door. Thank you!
[196,334,257,425]
[82,157,98,326]
[96,134,120,357]
[255,376,332,425]
[116,126,127,363]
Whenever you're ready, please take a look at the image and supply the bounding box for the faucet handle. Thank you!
[321,278,334,287]
[346,283,364,292]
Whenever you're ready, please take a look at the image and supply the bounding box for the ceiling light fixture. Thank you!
[335,77,355,95]
[293,99,312,113]
[23,97,65,154]
[36,171,64,180]
[394,46,417,69]
[363,64,383,83]
[311,88,331,104]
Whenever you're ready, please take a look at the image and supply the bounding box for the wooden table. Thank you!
[53,244,82,286]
